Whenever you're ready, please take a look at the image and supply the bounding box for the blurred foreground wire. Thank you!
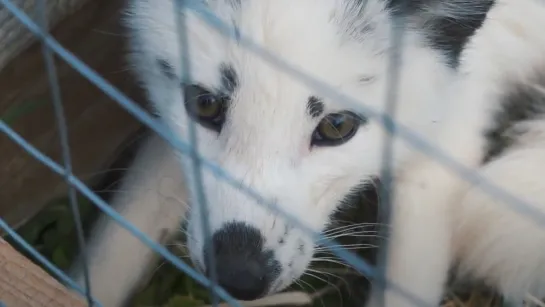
[0,0,544,307]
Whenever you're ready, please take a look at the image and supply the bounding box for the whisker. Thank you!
[322,229,378,240]
[297,278,318,293]
[306,268,341,282]
[319,231,386,242]
[147,260,168,282]
[304,270,346,306]
[321,226,384,238]
[307,268,352,291]
[315,243,378,252]
[322,222,385,235]
[303,270,330,285]
[296,278,325,307]
[311,257,354,269]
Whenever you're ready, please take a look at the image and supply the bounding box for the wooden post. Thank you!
[0,238,86,307]
[0,0,146,232]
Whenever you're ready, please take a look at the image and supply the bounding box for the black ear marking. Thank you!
[307,96,324,118]
[384,0,496,67]
[157,59,176,80]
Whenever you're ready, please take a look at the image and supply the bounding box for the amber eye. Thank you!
[183,84,227,132]
[311,111,362,146]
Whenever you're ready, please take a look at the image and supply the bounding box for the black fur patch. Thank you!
[220,64,238,94]
[157,59,176,80]
[483,72,545,163]
[385,0,496,67]
[319,180,380,305]
[307,96,324,118]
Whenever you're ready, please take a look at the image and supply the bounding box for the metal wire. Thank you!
[374,6,409,306]
[185,1,545,228]
[34,1,94,305]
[0,2,418,304]
[0,119,243,307]
[174,0,220,305]
[1,0,545,307]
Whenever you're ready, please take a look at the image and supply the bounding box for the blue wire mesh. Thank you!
[33,1,94,305]
[174,1,221,305]
[1,0,545,306]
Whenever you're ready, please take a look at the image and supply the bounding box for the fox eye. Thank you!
[183,84,228,132]
[311,111,363,146]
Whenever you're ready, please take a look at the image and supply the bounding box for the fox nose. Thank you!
[204,222,280,301]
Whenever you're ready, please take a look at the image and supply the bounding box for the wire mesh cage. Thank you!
[1,0,545,307]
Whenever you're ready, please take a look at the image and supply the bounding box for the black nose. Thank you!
[204,222,280,301]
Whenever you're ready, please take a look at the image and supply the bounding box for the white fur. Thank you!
[73,0,545,306]
[71,134,188,307]
[124,0,455,296]
[367,0,545,306]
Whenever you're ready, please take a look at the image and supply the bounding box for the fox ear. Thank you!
[385,0,495,67]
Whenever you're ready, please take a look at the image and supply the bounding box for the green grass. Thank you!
[1,99,48,125]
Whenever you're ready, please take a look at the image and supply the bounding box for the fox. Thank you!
[69,0,545,306]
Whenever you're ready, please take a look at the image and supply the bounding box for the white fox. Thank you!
[71,0,545,306]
